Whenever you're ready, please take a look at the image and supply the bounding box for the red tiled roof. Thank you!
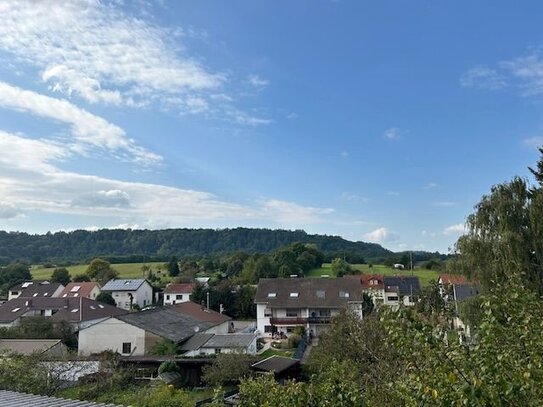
[360,274,385,289]
[439,274,468,285]
[170,301,231,324]
[59,282,100,298]
[164,283,194,294]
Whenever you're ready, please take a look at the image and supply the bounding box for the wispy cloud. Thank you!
[340,192,369,203]
[363,227,399,243]
[383,127,402,140]
[387,191,400,196]
[423,182,438,190]
[0,82,161,165]
[0,1,270,125]
[459,66,507,90]
[430,201,455,207]
[247,74,270,89]
[523,136,543,149]
[442,223,466,236]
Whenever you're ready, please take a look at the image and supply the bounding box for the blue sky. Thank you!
[0,1,542,253]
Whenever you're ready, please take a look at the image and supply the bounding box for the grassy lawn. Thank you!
[308,263,440,286]
[31,261,169,281]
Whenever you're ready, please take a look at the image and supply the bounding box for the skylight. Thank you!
[11,308,20,313]
[71,286,81,292]
[316,290,325,298]
[62,294,67,298]
[289,292,299,298]
[339,291,350,298]
[98,304,104,309]
[21,282,32,288]
[32,293,38,297]
[89,306,96,310]
[267,293,276,298]
[71,308,79,313]
[74,293,79,297]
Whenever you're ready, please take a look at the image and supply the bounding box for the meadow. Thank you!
[31,262,168,280]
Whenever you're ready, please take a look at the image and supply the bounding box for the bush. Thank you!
[158,360,179,375]
[287,334,302,349]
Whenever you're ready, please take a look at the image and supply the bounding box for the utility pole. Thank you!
[206,291,210,310]
[410,251,414,276]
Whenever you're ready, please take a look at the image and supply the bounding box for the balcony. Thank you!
[270,317,307,325]
[307,316,332,324]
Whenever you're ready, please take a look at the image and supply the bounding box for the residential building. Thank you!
[0,339,67,357]
[438,273,469,300]
[101,279,153,310]
[383,276,421,307]
[78,305,232,356]
[181,333,257,356]
[59,282,101,300]
[171,301,232,333]
[8,281,64,301]
[359,274,386,306]
[0,297,127,329]
[163,283,194,305]
[254,277,363,338]
[0,390,123,407]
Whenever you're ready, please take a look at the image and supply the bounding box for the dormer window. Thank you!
[339,291,350,298]
[267,293,276,298]
[289,292,299,298]
[316,290,325,298]
[370,279,377,285]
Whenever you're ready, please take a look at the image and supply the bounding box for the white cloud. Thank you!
[0,1,269,126]
[443,223,467,236]
[383,127,402,140]
[423,182,438,189]
[340,192,369,203]
[501,53,543,96]
[387,191,400,196]
[459,66,506,90]
[0,130,332,228]
[363,227,399,243]
[247,74,270,89]
[0,203,23,219]
[421,230,436,238]
[430,201,456,207]
[0,82,161,165]
[523,137,543,149]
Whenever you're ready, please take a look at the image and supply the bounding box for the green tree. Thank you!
[96,292,116,306]
[50,267,71,286]
[167,257,180,277]
[330,257,352,277]
[150,340,178,356]
[529,145,543,185]
[86,258,118,285]
[72,273,91,282]
[0,262,31,296]
[202,352,257,387]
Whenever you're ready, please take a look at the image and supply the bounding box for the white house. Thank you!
[181,333,257,356]
[254,277,364,338]
[77,305,231,356]
[100,279,153,310]
[163,283,194,305]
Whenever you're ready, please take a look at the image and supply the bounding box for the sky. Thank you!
[0,0,542,253]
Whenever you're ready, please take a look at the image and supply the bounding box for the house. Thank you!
[254,277,363,338]
[181,333,257,356]
[0,297,127,329]
[438,273,469,300]
[59,282,101,300]
[383,276,421,307]
[101,279,153,310]
[8,281,64,301]
[78,305,232,356]
[0,339,67,357]
[163,283,194,305]
[359,274,386,306]
[251,355,301,382]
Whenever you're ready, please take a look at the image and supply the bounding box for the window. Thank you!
[33,293,38,297]
[166,294,170,300]
[264,325,274,333]
[319,309,331,317]
[316,290,325,298]
[214,348,221,354]
[289,292,299,298]
[122,342,132,354]
[176,294,183,300]
[71,308,79,313]
[11,307,20,313]
[286,309,299,317]
[370,279,378,286]
[387,296,399,302]
[267,292,276,298]
[264,308,272,317]
[70,286,80,292]
[11,291,18,296]
[339,291,350,298]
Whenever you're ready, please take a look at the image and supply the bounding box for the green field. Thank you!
[31,262,169,281]
[307,263,439,286]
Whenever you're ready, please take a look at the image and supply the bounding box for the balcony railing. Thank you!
[269,316,332,325]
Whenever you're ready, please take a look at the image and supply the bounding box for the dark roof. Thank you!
[0,390,122,406]
[252,355,299,373]
[60,282,100,298]
[9,281,64,298]
[180,333,214,351]
[0,339,63,355]
[255,278,363,308]
[171,301,231,324]
[383,276,421,296]
[453,284,480,301]
[202,334,256,349]
[116,307,214,343]
[164,283,194,294]
[0,297,127,323]
[101,279,148,292]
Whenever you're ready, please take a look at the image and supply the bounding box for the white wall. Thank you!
[110,283,153,310]
[78,317,147,356]
[163,292,191,305]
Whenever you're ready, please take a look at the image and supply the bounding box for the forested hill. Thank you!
[0,228,403,264]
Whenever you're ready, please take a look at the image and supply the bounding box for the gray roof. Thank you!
[0,339,63,355]
[116,307,214,343]
[9,281,64,298]
[454,284,480,301]
[202,334,256,349]
[255,278,363,308]
[101,279,148,292]
[383,276,421,296]
[180,333,214,351]
[0,390,122,406]
[252,355,299,373]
